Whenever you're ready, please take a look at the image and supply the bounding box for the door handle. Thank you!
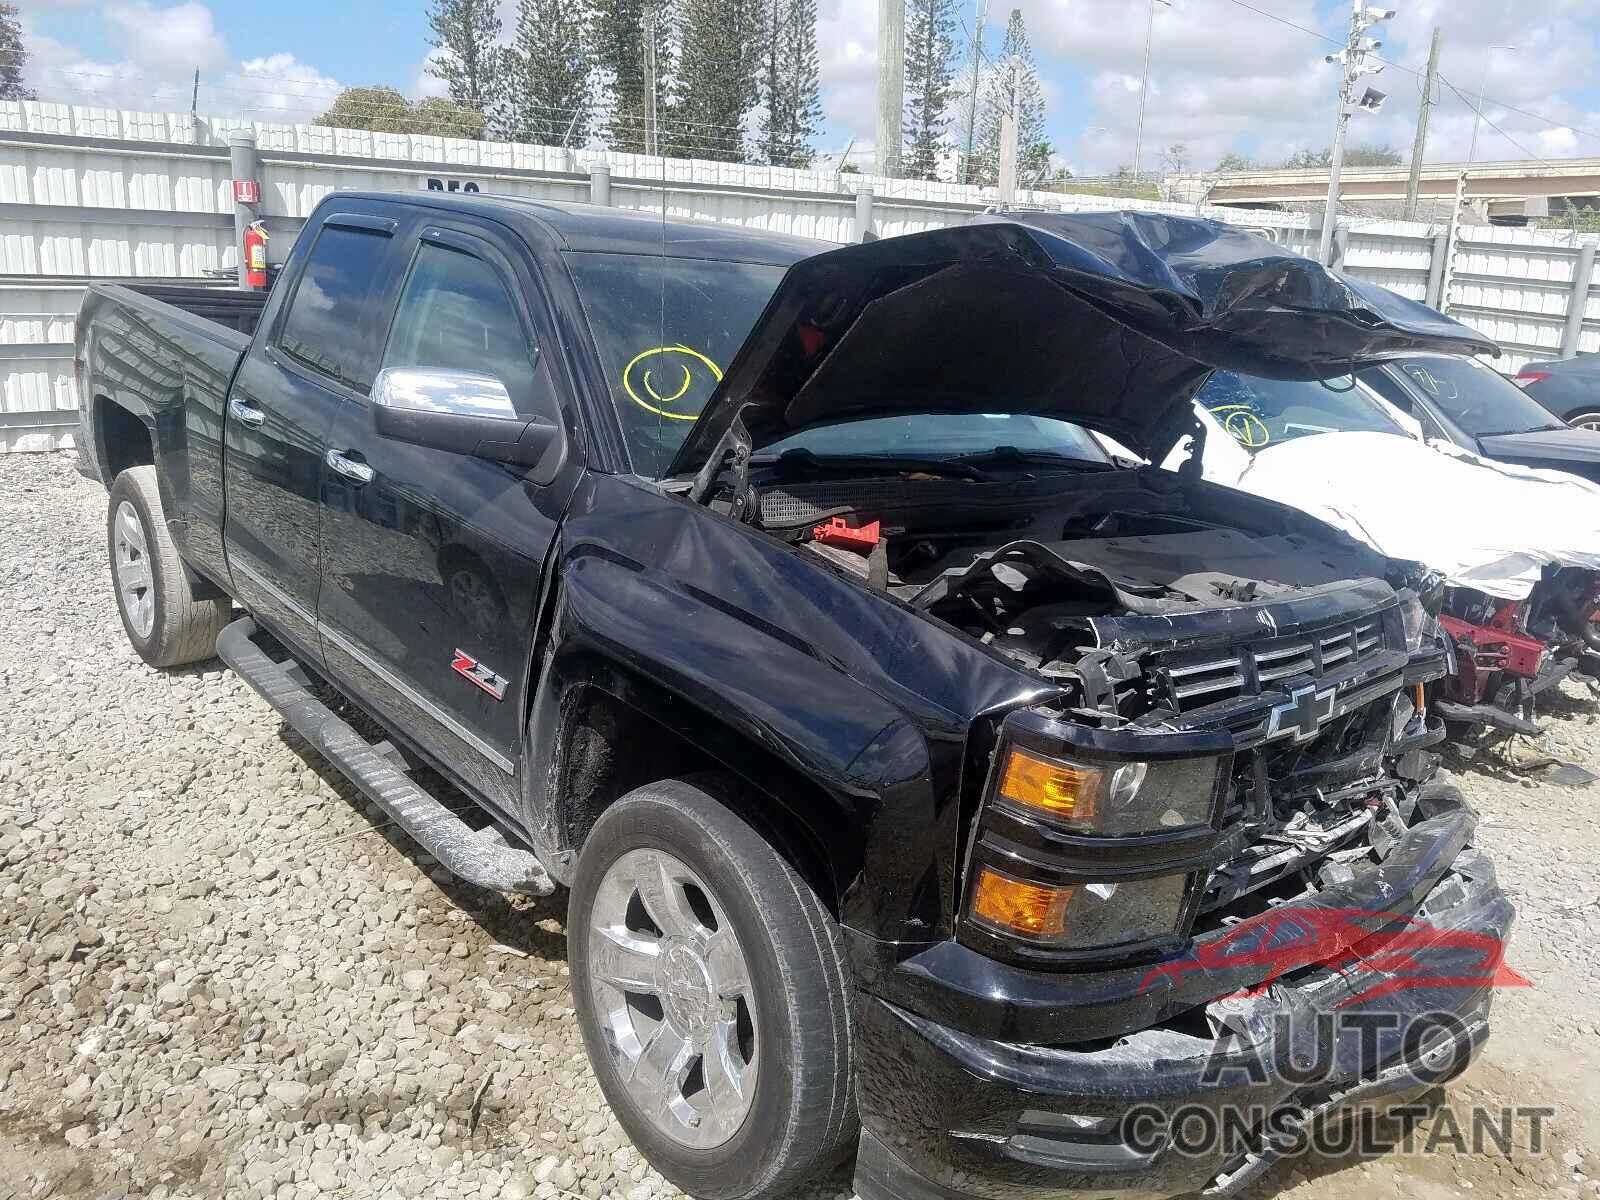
[229,396,266,427]
[325,449,375,485]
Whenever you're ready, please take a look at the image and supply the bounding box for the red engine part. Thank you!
[1439,611,1546,703]
[811,517,880,551]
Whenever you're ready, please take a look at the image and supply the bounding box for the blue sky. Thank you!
[20,1,1600,174]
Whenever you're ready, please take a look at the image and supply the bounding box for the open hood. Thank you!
[666,211,1499,475]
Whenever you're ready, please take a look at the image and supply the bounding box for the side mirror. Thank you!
[370,367,564,480]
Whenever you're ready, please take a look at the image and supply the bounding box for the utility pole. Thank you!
[1467,44,1517,165]
[876,0,906,177]
[960,0,987,185]
[1132,0,1171,181]
[1403,27,1440,221]
[997,92,1018,201]
[1318,2,1395,265]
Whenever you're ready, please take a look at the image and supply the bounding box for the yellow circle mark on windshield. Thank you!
[1210,405,1271,448]
[623,345,723,421]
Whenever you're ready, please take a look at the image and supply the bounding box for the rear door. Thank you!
[316,215,581,809]
[223,210,404,662]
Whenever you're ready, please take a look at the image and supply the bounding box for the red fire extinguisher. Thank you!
[243,220,269,290]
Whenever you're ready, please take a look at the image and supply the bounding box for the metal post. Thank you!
[590,163,611,207]
[1133,0,1170,181]
[1426,230,1449,308]
[228,134,260,290]
[643,10,659,157]
[1561,240,1597,359]
[1404,28,1441,222]
[960,0,987,186]
[1438,171,1469,317]
[853,189,875,243]
[876,0,905,177]
[1331,224,1350,271]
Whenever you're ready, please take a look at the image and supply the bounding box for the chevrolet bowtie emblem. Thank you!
[1268,684,1338,743]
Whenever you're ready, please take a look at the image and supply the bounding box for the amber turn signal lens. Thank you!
[970,867,1073,938]
[998,749,1096,819]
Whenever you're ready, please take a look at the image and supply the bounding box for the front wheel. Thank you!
[1566,409,1600,432]
[106,465,231,667]
[568,775,856,1199]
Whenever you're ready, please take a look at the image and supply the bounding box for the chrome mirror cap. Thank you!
[371,367,516,420]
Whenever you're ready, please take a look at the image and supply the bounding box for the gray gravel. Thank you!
[2,449,1598,1200]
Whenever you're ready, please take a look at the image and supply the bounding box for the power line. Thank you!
[1222,0,1600,147]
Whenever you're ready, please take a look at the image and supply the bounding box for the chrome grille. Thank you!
[1157,619,1388,712]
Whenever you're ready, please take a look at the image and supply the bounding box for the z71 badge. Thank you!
[451,650,508,701]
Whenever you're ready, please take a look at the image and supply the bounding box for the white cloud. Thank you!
[18,2,344,124]
[817,0,879,148]
[104,1,227,73]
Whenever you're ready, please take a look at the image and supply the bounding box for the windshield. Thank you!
[567,252,789,478]
[1197,370,1410,451]
[766,414,1109,465]
[1387,356,1561,437]
[569,250,1110,477]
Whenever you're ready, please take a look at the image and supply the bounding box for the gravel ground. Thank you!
[3,449,1600,1200]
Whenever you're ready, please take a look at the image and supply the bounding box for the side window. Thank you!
[381,241,536,408]
[277,224,392,391]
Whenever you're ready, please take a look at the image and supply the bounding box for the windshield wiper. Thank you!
[752,447,998,481]
[945,445,1108,472]
[1476,425,1568,437]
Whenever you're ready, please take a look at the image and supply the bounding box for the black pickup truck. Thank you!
[76,194,1514,1200]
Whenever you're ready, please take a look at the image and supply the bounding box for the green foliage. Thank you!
[1215,151,1258,172]
[1558,204,1600,234]
[0,2,33,102]
[592,0,681,154]
[313,87,486,138]
[903,0,957,181]
[501,0,593,145]
[427,0,502,115]
[760,0,823,167]
[1344,143,1403,167]
[676,0,763,160]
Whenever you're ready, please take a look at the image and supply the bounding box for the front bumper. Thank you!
[851,821,1512,1200]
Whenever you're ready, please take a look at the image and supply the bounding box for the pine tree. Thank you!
[427,0,502,119]
[676,0,762,161]
[760,0,822,167]
[902,0,956,181]
[593,0,679,154]
[502,0,593,145]
[0,3,34,102]
[972,9,1049,187]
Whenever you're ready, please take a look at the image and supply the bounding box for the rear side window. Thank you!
[382,241,535,405]
[278,224,391,391]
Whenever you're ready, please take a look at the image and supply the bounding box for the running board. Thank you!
[217,617,553,896]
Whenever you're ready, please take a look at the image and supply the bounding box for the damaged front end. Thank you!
[1435,570,1600,741]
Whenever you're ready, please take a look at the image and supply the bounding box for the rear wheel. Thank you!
[568,775,856,1199]
[106,465,231,667]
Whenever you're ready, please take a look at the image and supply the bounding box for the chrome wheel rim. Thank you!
[1576,417,1600,432]
[587,848,758,1149]
[113,500,155,639]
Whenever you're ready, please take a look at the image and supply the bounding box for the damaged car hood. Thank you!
[666,211,1499,474]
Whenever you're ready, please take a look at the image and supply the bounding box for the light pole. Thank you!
[1317,2,1396,265]
[1467,44,1516,165]
[1132,0,1172,180]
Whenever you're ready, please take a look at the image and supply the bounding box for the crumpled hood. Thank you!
[667,211,1498,475]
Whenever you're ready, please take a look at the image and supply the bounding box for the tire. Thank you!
[1567,410,1600,432]
[106,465,231,667]
[568,774,856,1200]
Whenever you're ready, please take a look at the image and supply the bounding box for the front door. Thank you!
[316,219,579,812]
[223,212,402,662]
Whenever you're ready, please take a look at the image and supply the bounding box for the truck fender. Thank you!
[524,550,950,942]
